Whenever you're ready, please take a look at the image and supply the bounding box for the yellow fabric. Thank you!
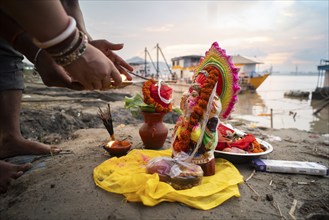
[93,149,244,210]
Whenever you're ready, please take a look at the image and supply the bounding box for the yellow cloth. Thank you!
[93,149,243,210]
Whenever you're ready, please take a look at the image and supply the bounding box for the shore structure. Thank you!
[169,54,271,91]
[312,59,329,100]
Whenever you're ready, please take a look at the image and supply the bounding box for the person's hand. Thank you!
[63,44,122,90]
[36,50,84,90]
[90,40,133,81]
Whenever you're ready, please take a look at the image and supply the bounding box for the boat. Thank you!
[284,90,310,99]
[171,54,271,91]
[312,59,329,100]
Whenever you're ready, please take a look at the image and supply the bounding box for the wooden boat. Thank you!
[239,73,270,91]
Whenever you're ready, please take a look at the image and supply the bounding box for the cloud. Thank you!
[144,24,174,32]
[164,44,210,57]
[263,52,293,65]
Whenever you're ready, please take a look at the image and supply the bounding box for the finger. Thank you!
[115,64,132,81]
[107,43,124,50]
[110,65,122,86]
[92,81,102,90]
[114,57,134,72]
[68,81,84,91]
[82,83,93,91]
[13,171,24,179]
[101,75,112,90]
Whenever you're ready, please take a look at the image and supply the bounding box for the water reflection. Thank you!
[231,91,329,133]
[310,99,329,133]
[170,81,328,133]
[234,92,266,115]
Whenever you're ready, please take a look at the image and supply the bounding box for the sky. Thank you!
[79,0,329,73]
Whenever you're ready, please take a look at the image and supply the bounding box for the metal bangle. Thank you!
[33,16,77,49]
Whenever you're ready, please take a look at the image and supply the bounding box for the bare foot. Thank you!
[0,160,32,193]
[0,134,61,159]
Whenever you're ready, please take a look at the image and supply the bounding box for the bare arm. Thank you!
[60,0,93,40]
[60,0,133,80]
[0,10,83,90]
[0,1,69,42]
[0,1,123,90]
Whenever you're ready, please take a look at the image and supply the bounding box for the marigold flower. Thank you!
[142,79,172,113]
[174,65,220,152]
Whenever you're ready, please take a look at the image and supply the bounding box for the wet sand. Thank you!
[1,84,329,220]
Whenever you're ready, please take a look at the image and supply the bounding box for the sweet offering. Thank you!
[171,42,240,176]
[216,123,266,154]
[146,157,204,190]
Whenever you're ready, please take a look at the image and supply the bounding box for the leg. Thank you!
[0,160,32,193]
[0,90,60,159]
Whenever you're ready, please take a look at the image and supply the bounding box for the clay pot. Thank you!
[139,112,168,149]
[198,158,216,176]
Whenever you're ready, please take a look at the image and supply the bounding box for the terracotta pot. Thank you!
[198,158,216,176]
[139,112,168,149]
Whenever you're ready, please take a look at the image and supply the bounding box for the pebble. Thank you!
[266,194,273,201]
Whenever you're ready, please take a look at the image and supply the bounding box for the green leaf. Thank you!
[172,107,182,115]
[124,93,155,117]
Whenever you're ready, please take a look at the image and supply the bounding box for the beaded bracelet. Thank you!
[33,16,77,49]
[53,31,88,66]
[48,29,80,57]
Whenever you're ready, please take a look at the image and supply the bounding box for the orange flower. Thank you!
[175,66,220,152]
[142,79,172,113]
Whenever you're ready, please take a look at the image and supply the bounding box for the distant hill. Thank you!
[271,71,318,76]
[126,56,172,78]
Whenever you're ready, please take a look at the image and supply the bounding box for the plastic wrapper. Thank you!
[146,157,203,190]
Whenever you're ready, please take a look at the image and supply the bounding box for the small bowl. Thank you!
[103,140,132,157]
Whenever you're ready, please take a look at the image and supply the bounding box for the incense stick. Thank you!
[98,104,115,140]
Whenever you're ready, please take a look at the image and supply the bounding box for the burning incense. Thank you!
[98,104,115,141]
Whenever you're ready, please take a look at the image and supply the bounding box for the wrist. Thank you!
[51,31,89,67]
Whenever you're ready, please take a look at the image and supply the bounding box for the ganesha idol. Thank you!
[171,42,240,176]
[172,66,222,176]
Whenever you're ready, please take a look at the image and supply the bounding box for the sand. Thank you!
[1,84,329,220]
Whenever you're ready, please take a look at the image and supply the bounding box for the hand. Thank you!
[36,50,84,90]
[90,40,133,81]
[64,44,122,90]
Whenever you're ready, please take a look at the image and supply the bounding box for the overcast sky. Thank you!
[80,0,328,73]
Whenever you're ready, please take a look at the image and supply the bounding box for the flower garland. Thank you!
[142,79,172,113]
[173,65,220,152]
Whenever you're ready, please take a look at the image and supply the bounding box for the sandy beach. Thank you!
[1,83,329,220]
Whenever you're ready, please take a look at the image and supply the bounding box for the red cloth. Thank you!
[218,123,235,136]
[216,134,256,151]
[150,83,172,107]
[230,134,256,150]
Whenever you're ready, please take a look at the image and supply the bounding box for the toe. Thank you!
[50,146,62,154]
[13,171,24,179]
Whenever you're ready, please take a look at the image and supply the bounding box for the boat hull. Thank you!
[239,73,270,91]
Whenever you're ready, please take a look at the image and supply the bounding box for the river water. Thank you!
[232,75,329,133]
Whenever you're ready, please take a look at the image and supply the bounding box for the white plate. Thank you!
[214,138,273,163]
